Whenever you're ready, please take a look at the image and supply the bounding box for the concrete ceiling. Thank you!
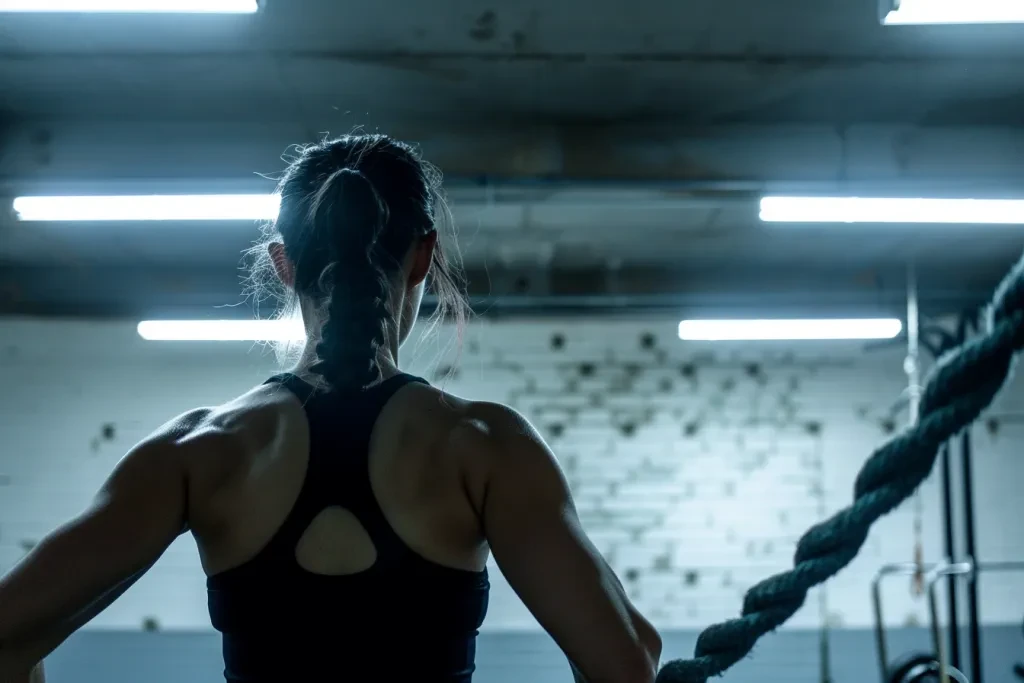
[1,0,1023,319]
[3,0,1024,124]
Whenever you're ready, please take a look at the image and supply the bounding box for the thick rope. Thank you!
[656,252,1024,683]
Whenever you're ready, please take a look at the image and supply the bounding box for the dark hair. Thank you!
[249,134,469,390]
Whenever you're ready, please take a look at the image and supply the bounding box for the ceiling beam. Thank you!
[0,261,1001,321]
[3,122,1024,191]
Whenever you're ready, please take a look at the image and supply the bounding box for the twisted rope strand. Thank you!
[656,253,1024,683]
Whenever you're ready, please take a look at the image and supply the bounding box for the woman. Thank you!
[0,134,662,683]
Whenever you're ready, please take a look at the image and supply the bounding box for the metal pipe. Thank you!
[873,562,941,681]
[906,261,921,428]
[976,561,1024,572]
[961,429,983,683]
[873,575,887,682]
[939,442,962,671]
[927,562,975,683]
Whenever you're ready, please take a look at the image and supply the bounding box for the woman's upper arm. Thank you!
[0,427,200,648]
[472,404,660,683]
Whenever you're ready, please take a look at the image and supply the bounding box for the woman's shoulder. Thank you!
[397,381,519,425]
[131,383,308,516]
[402,385,537,458]
[142,381,305,476]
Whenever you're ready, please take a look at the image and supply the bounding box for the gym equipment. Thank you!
[654,253,1024,683]
[873,563,936,682]
[874,561,973,683]
[877,301,1024,683]
[889,653,940,683]
[890,655,969,683]
[876,560,1024,683]
[926,562,973,683]
[971,562,1024,682]
[888,652,968,683]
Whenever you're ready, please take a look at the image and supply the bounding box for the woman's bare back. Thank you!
[185,377,490,579]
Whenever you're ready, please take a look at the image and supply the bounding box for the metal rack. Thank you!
[873,304,1024,683]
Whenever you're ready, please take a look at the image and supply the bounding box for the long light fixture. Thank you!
[137,320,304,342]
[882,0,1024,25]
[678,319,903,341]
[13,194,279,221]
[0,0,258,12]
[760,196,1024,224]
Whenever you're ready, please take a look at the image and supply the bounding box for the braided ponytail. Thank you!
[308,168,391,390]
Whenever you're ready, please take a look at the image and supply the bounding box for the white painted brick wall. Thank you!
[0,317,1021,635]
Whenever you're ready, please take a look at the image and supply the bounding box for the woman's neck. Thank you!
[294,297,404,382]
[291,339,401,383]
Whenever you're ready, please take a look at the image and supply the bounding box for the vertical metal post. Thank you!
[961,430,982,683]
[873,573,891,683]
[905,261,920,426]
[905,260,928,602]
[939,443,961,671]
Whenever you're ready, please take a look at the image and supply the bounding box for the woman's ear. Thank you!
[268,242,295,287]
[408,231,438,288]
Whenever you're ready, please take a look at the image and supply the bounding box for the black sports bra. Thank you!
[206,373,489,682]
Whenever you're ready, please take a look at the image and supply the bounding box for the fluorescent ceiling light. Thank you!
[13,194,280,221]
[883,0,1024,24]
[138,320,304,342]
[760,196,1024,224]
[678,319,903,341]
[0,0,257,12]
